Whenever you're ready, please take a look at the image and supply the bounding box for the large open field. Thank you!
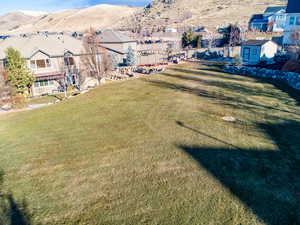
[0,63,300,225]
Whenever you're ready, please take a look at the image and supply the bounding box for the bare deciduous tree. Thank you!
[81,27,107,82]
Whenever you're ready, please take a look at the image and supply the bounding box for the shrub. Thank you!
[5,48,35,95]
[233,56,243,67]
[259,55,269,67]
[126,47,136,66]
[274,51,290,64]
[282,59,300,73]
[9,94,27,109]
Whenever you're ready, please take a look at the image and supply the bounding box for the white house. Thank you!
[283,0,300,46]
[241,40,278,65]
[249,6,286,32]
[264,6,287,32]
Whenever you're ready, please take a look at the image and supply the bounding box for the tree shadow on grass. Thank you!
[169,66,300,106]
[144,79,300,116]
[176,120,300,225]
[170,67,251,82]
[0,170,32,225]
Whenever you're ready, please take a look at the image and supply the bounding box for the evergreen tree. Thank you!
[5,48,34,95]
[182,31,194,47]
[195,35,203,48]
[126,46,136,66]
[109,54,119,70]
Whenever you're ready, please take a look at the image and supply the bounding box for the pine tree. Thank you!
[5,48,34,95]
[182,31,194,48]
[195,35,203,48]
[126,46,136,66]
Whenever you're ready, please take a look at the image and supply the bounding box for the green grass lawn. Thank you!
[1,63,300,225]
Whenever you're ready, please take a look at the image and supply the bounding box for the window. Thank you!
[30,60,36,69]
[253,49,257,55]
[296,16,300,26]
[64,57,75,66]
[30,59,51,69]
[291,32,300,41]
[36,60,46,68]
[46,59,51,67]
[34,80,55,87]
[290,16,295,25]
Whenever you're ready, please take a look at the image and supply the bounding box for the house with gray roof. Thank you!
[97,30,138,65]
[0,34,88,96]
[283,0,300,46]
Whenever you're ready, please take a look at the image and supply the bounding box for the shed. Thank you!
[240,40,278,65]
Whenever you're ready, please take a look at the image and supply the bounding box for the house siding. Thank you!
[283,13,300,45]
[28,53,82,96]
[241,46,261,64]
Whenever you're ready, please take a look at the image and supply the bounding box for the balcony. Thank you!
[35,71,65,81]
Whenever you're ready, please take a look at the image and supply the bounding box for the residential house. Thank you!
[241,40,278,65]
[283,0,300,46]
[264,6,287,32]
[249,14,269,31]
[97,30,138,65]
[249,6,286,32]
[0,34,90,96]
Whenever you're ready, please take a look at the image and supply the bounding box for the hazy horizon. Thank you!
[0,0,150,15]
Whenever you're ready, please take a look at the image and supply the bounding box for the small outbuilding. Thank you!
[240,40,278,65]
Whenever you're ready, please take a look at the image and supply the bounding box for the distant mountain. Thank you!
[0,11,39,33]
[117,0,286,31]
[1,4,138,34]
[18,10,48,17]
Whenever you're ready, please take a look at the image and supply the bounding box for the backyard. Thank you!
[0,63,300,225]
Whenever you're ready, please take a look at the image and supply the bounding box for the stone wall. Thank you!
[223,66,300,91]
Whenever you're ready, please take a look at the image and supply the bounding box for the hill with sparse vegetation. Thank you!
[0,5,138,34]
[117,0,286,31]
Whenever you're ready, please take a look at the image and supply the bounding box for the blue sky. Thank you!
[0,0,150,14]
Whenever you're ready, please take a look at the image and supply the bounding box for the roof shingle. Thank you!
[0,35,84,59]
[242,40,275,46]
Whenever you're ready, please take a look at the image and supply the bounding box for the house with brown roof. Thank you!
[241,40,278,65]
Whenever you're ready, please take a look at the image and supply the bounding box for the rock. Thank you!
[80,90,88,95]
[223,65,300,91]
[1,103,12,111]
[222,116,236,122]
[100,78,106,84]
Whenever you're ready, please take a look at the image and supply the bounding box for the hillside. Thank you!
[2,5,138,34]
[0,11,41,33]
[117,0,287,31]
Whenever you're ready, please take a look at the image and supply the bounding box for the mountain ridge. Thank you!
[0,4,139,34]
[116,0,287,31]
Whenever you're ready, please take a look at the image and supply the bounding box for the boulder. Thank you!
[1,103,12,111]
